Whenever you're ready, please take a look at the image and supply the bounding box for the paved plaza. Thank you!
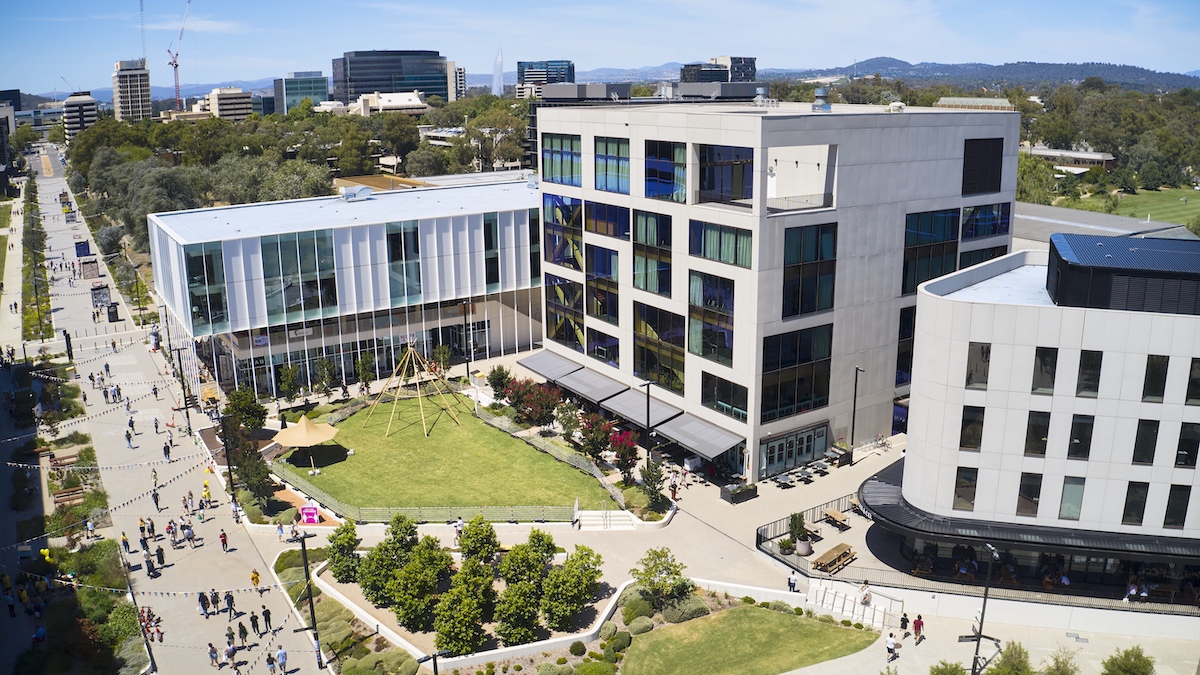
[0,147,1196,674]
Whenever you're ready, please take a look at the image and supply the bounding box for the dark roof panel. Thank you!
[1052,233,1200,275]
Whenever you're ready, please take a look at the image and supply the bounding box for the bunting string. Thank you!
[7,451,206,472]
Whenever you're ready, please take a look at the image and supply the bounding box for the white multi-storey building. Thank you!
[525,99,1019,482]
[112,59,153,122]
[148,180,543,399]
[860,236,1200,601]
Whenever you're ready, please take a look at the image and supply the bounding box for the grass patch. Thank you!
[621,605,876,675]
[0,234,7,276]
[1071,187,1200,226]
[282,402,347,423]
[285,395,614,508]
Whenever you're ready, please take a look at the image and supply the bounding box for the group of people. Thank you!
[884,612,925,662]
[3,572,52,620]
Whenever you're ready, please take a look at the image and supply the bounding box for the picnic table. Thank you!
[49,454,78,469]
[813,543,855,573]
[793,469,814,483]
[53,486,85,507]
[811,460,830,475]
[823,508,849,529]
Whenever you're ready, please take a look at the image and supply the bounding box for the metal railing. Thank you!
[270,460,573,524]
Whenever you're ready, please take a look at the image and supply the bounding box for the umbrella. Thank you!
[273,415,338,447]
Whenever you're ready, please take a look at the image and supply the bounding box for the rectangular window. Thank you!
[484,212,500,292]
[962,138,1004,195]
[761,324,833,423]
[585,245,619,325]
[1164,485,1191,529]
[1121,482,1150,526]
[1187,358,1200,405]
[688,271,735,366]
[1025,411,1050,456]
[586,327,619,368]
[960,406,985,451]
[1068,415,1094,459]
[960,245,1008,268]
[633,210,671,297]
[1059,476,1085,521]
[965,342,991,389]
[896,306,915,386]
[782,223,837,317]
[1178,423,1200,468]
[902,208,960,295]
[1032,347,1058,394]
[545,273,584,352]
[541,133,581,186]
[633,302,686,394]
[953,467,978,511]
[528,208,541,284]
[701,372,748,422]
[689,219,752,268]
[1142,355,1168,402]
[1132,420,1158,465]
[961,203,1012,240]
[543,193,583,271]
[1076,350,1102,398]
[186,241,229,336]
[585,201,631,240]
[386,220,421,306]
[1017,473,1042,516]
[594,136,630,194]
[645,140,686,202]
[697,144,754,206]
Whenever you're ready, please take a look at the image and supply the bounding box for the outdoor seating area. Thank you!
[813,542,855,573]
[764,456,841,489]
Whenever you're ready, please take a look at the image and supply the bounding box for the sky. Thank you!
[7,0,1200,95]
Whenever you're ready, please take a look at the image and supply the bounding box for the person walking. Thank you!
[237,621,249,647]
[186,525,196,548]
[104,362,110,377]
[250,569,261,594]
[102,388,110,404]
[207,642,218,667]
[139,518,147,538]
[210,589,220,615]
[224,590,236,620]
[121,532,130,553]
[276,522,284,542]
[151,488,160,512]
[143,550,155,578]
[275,645,287,673]
[147,518,155,540]
[154,418,159,434]
[167,430,173,446]
[198,591,210,618]
[128,417,136,434]
[900,612,910,639]
[885,632,897,662]
[152,385,159,400]
[261,605,272,632]
[219,529,229,553]
[224,641,236,665]
[151,468,158,487]
[265,651,276,674]
[155,545,165,568]
[787,570,797,593]
[913,614,925,644]
[5,592,15,618]
[250,610,261,637]
[86,518,96,540]
[125,429,133,448]
[163,442,170,462]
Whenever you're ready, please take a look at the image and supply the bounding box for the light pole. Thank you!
[172,346,193,434]
[969,543,1003,675]
[287,531,325,670]
[850,366,865,448]
[417,649,452,675]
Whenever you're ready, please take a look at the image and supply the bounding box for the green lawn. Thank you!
[621,605,878,675]
[0,234,7,278]
[0,204,10,230]
[1074,187,1200,226]
[287,395,614,508]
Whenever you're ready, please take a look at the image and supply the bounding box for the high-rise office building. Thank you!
[112,59,153,122]
[273,71,329,115]
[0,89,21,113]
[331,51,449,103]
[527,100,1018,482]
[710,56,756,82]
[679,62,730,83]
[62,92,99,141]
[446,62,466,102]
[206,88,253,122]
[516,60,576,100]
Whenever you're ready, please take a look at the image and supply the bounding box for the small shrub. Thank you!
[275,507,298,525]
[794,607,805,615]
[741,595,756,605]
[817,614,836,624]
[514,666,522,672]
[768,600,792,613]
[662,595,710,624]
[588,652,603,661]
[598,621,617,640]
[609,631,631,652]
[602,646,616,663]
[535,664,572,675]
[573,663,616,675]
[841,619,853,627]
[804,608,815,618]
[569,641,586,657]
[853,622,864,630]
[556,657,568,665]
[616,584,648,607]
[759,601,771,608]
[621,598,653,625]
[627,616,654,635]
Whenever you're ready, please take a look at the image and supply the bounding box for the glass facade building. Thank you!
[274,72,329,115]
[331,51,448,103]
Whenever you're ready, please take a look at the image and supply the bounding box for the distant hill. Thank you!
[1188,70,1200,78]
[37,77,276,103]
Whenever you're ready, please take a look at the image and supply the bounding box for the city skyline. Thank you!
[7,0,1199,95]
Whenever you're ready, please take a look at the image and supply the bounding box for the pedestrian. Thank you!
[220,529,228,552]
[139,535,148,552]
[250,569,261,594]
[275,645,287,673]
[168,430,173,446]
[787,570,797,593]
[121,532,130,553]
[276,522,284,542]
[261,605,272,632]
[265,652,276,674]
[147,518,155,539]
[139,517,147,537]
[225,590,236,620]
[913,614,925,644]
[129,417,136,433]
[151,488,160,512]
[198,504,205,522]
[224,641,236,665]
[186,526,195,548]
[125,399,131,413]
[155,545,165,567]
[152,468,158,487]
[152,385,159,400]
[163,443,170,462]
[125,429,133,448]
[154,418,159,434]
[900,612,910,639]
[5,592,15,617]
[237,621,248,647]
[103,388,110,404]
[143,551,154,578]
[86,518,95,540]
[181,495,189,514]
[104,362,110,377]
[199,591,210,617]
[209,589,220,613]
[111,339,116,352]
[886,632,897,662]
[208,642,218,667]
[81,391,87,406]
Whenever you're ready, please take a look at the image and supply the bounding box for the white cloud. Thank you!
[145,17,247,33]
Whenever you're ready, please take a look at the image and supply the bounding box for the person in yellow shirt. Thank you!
[250,569,261,594]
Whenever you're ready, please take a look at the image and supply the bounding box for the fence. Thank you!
[755,493,862,546]
[270,460,573,524]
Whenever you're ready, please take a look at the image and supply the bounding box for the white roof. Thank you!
[943,264,1054,307]
[151,180,539,245]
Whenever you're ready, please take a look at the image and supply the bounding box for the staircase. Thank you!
[575,507,638,531]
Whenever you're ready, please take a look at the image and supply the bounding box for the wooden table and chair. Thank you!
[823,508,849,530]
[812,542,855,573]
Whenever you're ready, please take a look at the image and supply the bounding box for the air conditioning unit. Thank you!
[340,186,374,202]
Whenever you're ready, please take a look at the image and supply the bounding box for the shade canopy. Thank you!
[273,415,339,447]
[655,413,744,461]
[517,350,584,382]
[601,388,683,429]
[555,367,627,404]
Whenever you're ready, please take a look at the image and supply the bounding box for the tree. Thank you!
[555,401,581,439]
[379,113,420,158]
[580,412,615,463]
[503,378,538,411]
[928,662,967,675]
[1016,153,1056,205]
[358,515,418,606]
[1041,646,1081,675]
[326,521,361,583]
[454,557,497,618]
[47,123,66,144]
[11,123,39,151]
[988,642,1035,675]
[459,515,499,563]
[629,547,691,608]
[433,343,452,373]
[517,384,561,427]
[227,426,273,498]
[527,529,557,565]
[404,144,449,177]
[433,585,485,656]
[494,580,540,646]
[313,357,337,398]
[390,536,452,632]
[224,385,267,432]
[1112,166,1138,194]
[1100,646,1154,675]
[335,128,374,177]
[486,365,512,394]
[638,460,665,506]
[541,545,603,630]
[277,364,301,403]
[500,530,555,596]
[356,352,376,387]
[611,429,639,483]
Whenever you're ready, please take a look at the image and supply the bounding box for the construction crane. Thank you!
[166,0,192,111]
[140,0,147,62]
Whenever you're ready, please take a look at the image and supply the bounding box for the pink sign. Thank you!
[300,505,319,525]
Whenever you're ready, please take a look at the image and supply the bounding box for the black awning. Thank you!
[600,388,683,429]
[555,367,627,404]
[859,458,1200,561]
[517,350,584,382]
[655,413,744,461]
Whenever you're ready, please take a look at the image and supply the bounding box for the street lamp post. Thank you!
[172,346,193,434]
[969,543,1003,675]
[417,650,453,675]
[287,531,325,670]
[850,366,865,448]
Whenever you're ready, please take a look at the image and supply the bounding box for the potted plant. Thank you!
[778,537,795,555]
[720,482,758,504]
[790,512,813,556]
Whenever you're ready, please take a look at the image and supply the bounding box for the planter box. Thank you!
[720,484,758,504]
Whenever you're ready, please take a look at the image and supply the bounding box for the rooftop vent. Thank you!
[751,86,778,108]
[340,186,374,202]
[526,173,540,190]
[812,88,831,113]
[888,101,906,113]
